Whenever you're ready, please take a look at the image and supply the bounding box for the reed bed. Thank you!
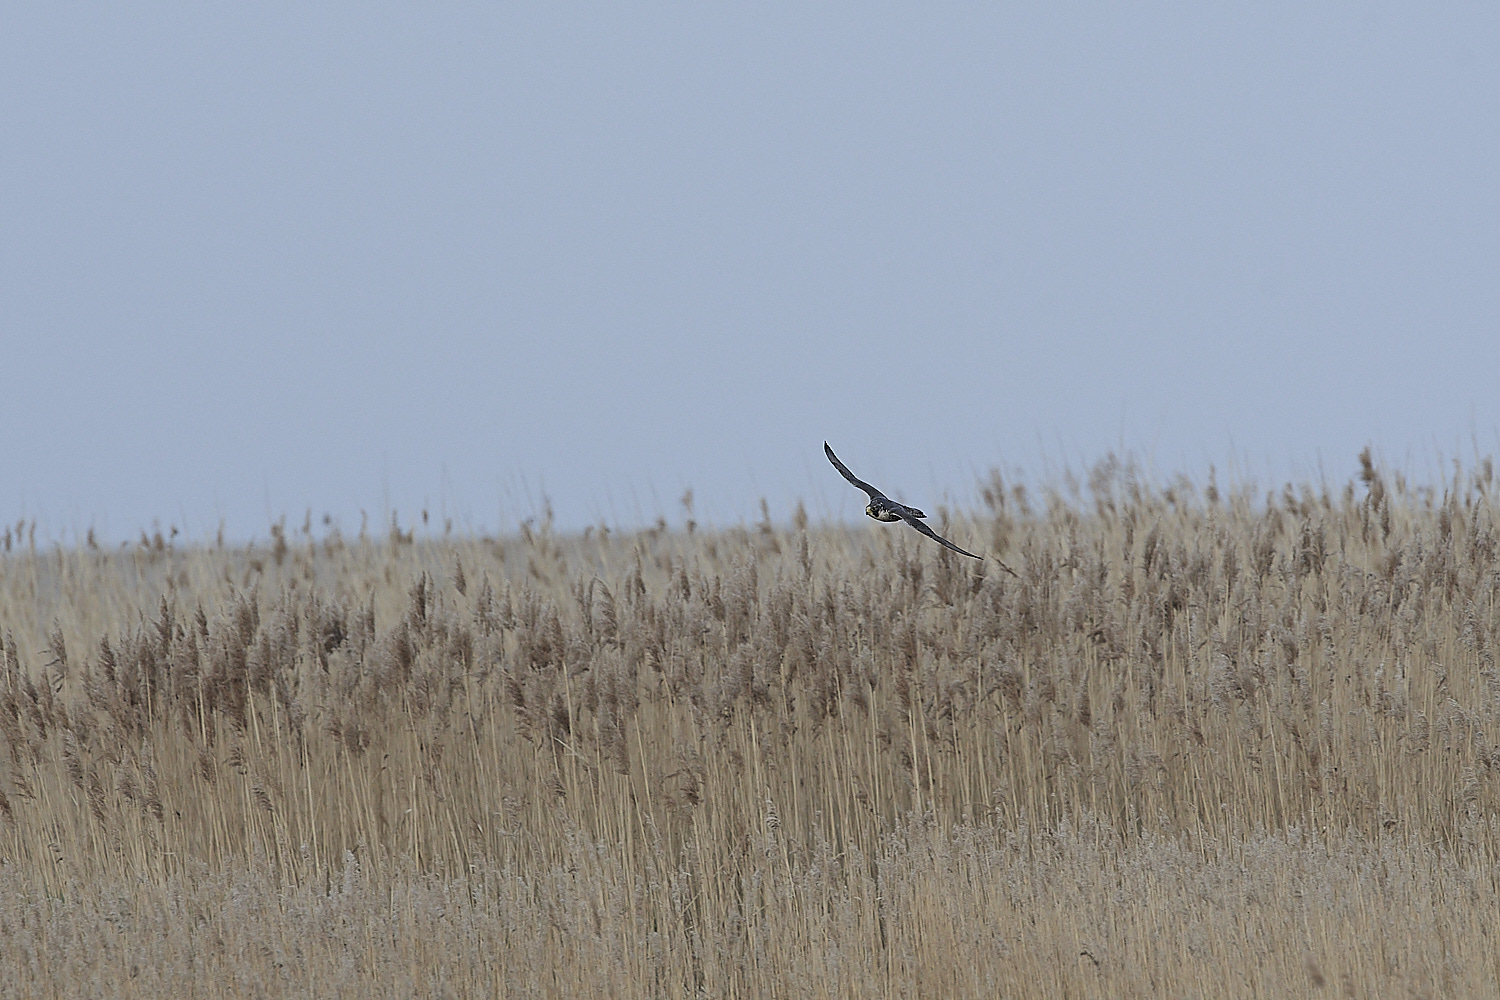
[2,452,1499,997]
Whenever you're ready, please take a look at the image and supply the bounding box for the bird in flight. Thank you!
[823,441,984,560]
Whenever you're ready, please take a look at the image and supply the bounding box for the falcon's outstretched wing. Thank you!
[824,442,886,501]
[901,514,982,560]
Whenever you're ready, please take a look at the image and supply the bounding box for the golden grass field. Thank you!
[3,451,1500,997]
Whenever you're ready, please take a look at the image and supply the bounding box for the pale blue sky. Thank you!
[5,4,1500,542]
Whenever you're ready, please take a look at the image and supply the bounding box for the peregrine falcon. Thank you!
[823,441,983,560]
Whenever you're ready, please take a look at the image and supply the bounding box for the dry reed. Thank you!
[2,452,1499,997]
